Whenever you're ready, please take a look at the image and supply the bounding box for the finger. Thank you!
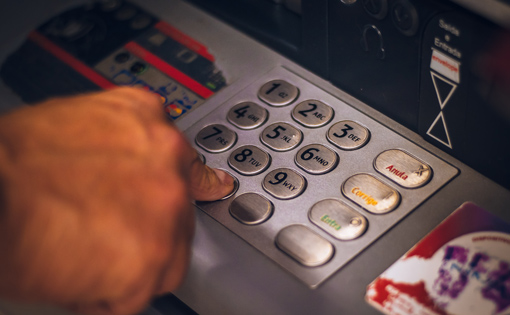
[188,155,234,201]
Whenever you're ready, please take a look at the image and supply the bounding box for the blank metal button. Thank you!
[263,168,306,200]
[261,122,303,152]
[374,149,432,188]
[292,100,334,128]
[195,124,237,153]
[295,144,338,175]
[229,193,273,225]
[258,79,299,107]
[227,102,268,130]
[228,145,271,176]
[342,174,400,214]
[276,225,334,267]
[327,120,370,150]
[309,199,367,240]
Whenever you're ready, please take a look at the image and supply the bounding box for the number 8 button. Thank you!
[228,145,271,176]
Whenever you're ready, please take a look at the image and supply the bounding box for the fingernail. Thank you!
[213,168,234,186]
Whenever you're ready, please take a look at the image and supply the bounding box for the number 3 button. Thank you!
[327,120,370,150]
[196,124,237,153]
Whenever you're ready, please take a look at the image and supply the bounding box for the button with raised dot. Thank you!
[342,173,400,214]
[258,79,299,107]
[292,100,334,128]
[228,145,271,176]
[295,144,338,175]
[276,225,334,267]
[327,120,370,150]
[309,199,367,240]
[229,193,273,225]
[227,102,268,130]
[374,149,432,188]
[195,124,237,153]
[260,122,303,152]
[262,168,306,200]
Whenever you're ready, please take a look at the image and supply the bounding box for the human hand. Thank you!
[0,87,234,315]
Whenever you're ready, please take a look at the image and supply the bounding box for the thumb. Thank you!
[188,157,235,201]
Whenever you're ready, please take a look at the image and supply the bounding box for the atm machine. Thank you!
[0,0,510,314]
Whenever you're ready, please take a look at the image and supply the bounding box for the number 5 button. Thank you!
[196,124,237,153]
[261,122,303,152]
[327,120,370,150]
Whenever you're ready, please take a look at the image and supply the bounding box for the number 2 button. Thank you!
[196,124,237,153]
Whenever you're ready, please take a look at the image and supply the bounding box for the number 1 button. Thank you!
[196,124,237,153]
[258,79,299,107]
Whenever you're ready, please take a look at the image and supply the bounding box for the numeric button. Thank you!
[263,168,306,200]
[227,102,268,130]
[258,79,299,106]
[230,193,273,225]
[261,122,303,152]
[196,124,237,153]
[228,145,271,176]
[327,120,370,150]
[292,100,334,128]
[295,144,338,175]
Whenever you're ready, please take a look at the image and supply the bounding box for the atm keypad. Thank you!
[187,68,458,287]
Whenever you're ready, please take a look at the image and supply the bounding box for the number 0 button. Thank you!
[196,124,237,153]
[258,79,299,107]
[263,168,306,200]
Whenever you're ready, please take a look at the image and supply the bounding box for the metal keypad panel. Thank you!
[186,67,458,288]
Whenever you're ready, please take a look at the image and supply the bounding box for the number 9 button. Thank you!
[228,145,271,176]
[262,168,306,200]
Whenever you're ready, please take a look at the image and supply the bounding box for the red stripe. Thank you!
[28,31,116,90]
[154,21,215,62]
[124,41,214,99]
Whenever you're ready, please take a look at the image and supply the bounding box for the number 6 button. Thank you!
[295,144,338,175]
[196,124,237,153]
[263,168,306,199]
